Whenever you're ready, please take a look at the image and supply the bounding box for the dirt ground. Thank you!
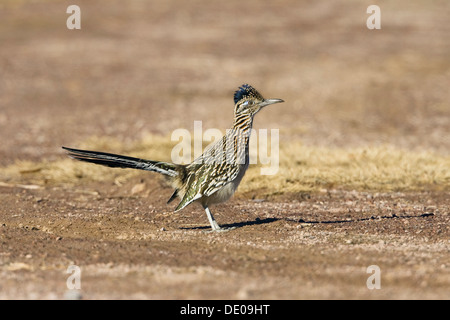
[0,0,449,299]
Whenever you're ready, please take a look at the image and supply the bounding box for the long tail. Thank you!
[62,146,178,177]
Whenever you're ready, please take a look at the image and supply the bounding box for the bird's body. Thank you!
[63,84,283,231]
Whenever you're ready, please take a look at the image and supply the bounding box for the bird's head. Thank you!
[233,84,284,117]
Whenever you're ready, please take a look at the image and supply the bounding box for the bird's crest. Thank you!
[233,84,264,104]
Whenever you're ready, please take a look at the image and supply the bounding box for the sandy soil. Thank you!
[0,179,448,299]
[0,0,449,299]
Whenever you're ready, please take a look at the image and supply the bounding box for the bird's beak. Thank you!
[259,98,284,108]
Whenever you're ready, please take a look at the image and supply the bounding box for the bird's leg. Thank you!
[204,205,221,231]
[203,206,236,232]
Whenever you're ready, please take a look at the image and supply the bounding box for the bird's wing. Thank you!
[174,163,241,211]
[174,130,248,211]
[201,163,241,196]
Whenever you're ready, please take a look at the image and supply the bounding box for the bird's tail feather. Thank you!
[62,146,178,177]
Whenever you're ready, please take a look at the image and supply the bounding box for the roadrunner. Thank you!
[63,84,283,231]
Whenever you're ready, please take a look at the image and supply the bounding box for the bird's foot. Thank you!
[205,226,236,233]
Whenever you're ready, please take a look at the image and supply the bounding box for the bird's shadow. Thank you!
[293,212,434,224]
[179,212,434,231]
[180,217,279,231]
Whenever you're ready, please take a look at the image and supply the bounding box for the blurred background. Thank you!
[0,0,449,300]
[0,0,449,167]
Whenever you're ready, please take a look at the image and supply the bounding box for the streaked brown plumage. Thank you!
[63,84,283,231]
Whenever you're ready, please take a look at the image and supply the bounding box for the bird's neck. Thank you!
[231,113,254,133]
[229,113,254,166]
